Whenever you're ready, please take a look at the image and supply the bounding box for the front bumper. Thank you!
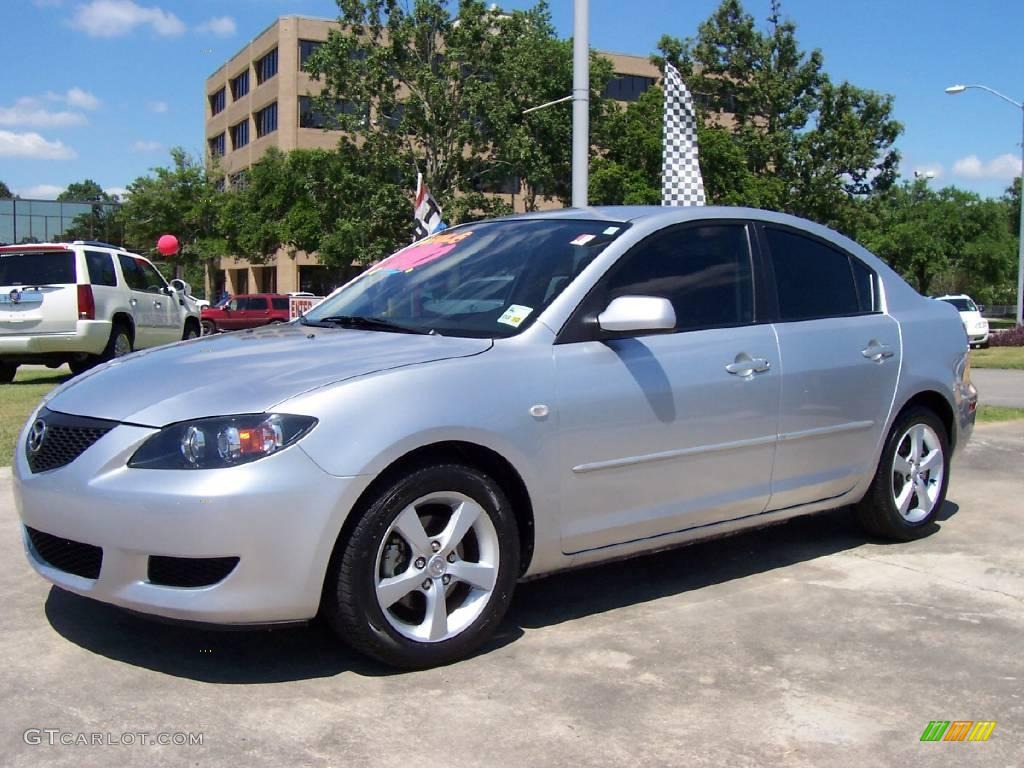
[13,412,373,624]
[0,321,110,359]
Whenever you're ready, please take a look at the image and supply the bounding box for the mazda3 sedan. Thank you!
[14,207,977,668]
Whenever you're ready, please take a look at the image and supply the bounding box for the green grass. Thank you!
[988,318,1017,329]
[971,347,1024,370]
[976,405,1024,423]
[1,367,68,466]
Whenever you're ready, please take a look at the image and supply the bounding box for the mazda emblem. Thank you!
[27,419,47,454]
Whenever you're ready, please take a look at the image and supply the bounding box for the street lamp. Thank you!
[946,83,1024,327]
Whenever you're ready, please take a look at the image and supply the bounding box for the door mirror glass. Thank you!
[597,296,676,333]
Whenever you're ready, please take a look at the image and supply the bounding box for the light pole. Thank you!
[946,83,1024,327]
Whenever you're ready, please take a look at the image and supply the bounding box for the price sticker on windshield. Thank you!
[497,304,533,328]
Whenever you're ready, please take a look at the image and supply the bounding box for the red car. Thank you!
[200,293,291,334]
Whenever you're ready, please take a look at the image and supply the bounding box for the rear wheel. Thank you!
[856,407,950,540]
[68,357,94,375]
[201,319,217,336]
[322,463,520,668]
[0,362,17,384]
[99,321,133,363]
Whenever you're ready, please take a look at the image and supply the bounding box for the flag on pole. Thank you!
[413,172,446,240]
[661,63,706,207]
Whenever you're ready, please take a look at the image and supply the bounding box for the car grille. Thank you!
[147,556,240,588]
[25,526,103,579]
[26,408,118,473]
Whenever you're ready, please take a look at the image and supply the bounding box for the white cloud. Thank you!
[0,97,86,128]
[64,87,101,110]
[0,130,77,160]
[15,184,67,199]
[952,153,1022,180]
[148,100,168,113]
[105,186,130,199]
[131,140,162,152]
[71,0,185,38]
[197,16,236,37]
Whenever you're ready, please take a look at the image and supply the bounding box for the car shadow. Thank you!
[11,371,70,386]
[44,500,960,682]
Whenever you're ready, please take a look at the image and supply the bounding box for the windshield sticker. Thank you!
[570,233,596,246]
[497,304,533,327]
[370,231,474,274]
[603,226,620,235]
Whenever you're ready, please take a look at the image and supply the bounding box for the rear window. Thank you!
[271,297,289,310]
[0,251,76,286]
[85,250,117,287]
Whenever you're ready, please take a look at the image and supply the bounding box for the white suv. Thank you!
[0,240,201,382]
[934,294,989,348]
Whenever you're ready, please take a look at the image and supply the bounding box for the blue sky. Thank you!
[1,0,1021,200]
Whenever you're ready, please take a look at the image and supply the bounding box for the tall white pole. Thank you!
[1016,107,1023,327]
[572,0,589,208]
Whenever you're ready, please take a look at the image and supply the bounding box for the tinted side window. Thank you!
[850,256,876,312]
[135,260,167,294]
[117,254,146,291]
[765,228,859,321]
[604,224,754,332]
[248,297,268,310]
[271,297,289,310]
[228,298,246,311]
[85,250,117,287]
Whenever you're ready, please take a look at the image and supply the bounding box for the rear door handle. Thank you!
[726,353,771,377]
[862,341,894,362]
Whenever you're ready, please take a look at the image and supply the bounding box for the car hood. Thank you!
[45,323,492,426]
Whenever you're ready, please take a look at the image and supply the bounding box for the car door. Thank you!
[116,254,161,348]
[134,258,179,345]
[759,224,901,510]
[244,295,270,326]
[553,222,781,554]
[219,297,246,330]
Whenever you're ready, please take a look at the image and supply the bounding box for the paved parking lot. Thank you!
[2,422,1022,767]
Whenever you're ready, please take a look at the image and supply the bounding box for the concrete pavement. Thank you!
[2,423,1022,767]
[971,368,1024,408]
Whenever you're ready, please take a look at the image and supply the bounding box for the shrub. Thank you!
[990,325,1024,347]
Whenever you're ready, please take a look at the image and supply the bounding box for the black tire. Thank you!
[182,319,201,341]
[0,362,17,384]
[99,321,133,363]
[201,319,217,336]
[322,463,520,668]
[856,406,950,541]
[68,357,95,375]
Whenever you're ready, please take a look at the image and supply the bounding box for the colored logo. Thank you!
[920,721,996,742]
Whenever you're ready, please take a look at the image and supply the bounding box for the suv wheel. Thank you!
[100,321,133,363]
[182,320,200,341]
[201,320,216,336]
[0,362,17,384]
[322,464,520,668]
[856,406,950,541]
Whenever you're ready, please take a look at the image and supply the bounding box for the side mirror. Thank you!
[169,278,192,295]
[977,304,986,313]
[597,296,676,333]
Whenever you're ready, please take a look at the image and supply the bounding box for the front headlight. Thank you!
[128,414,317,470]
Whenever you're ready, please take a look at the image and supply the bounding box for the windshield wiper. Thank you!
[302,315,435,335]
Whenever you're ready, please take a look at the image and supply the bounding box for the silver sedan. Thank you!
[14,207,977,668]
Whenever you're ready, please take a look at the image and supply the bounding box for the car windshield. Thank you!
[302,219,629,338]
[941,297,977,312]
[0,251,76,286]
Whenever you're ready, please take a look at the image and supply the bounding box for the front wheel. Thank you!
[856,407,950,540]
[182,320,200,341]
[0,362,17,384]
[322,463,520,668]
[201,319,217,336]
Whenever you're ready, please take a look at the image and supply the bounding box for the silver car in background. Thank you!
[14,207,976,668]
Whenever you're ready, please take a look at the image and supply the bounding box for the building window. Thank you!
[230,69,249,100]
[471,173,521,195]
[298,96,368,129]
[256,48,278,84]
[230,119,249,149]
[209,87,226,115]
[229,171,249,191]
[603,74,656,102]
[208,132,226,157]
[298,39,322,69]
[255,102,277,138]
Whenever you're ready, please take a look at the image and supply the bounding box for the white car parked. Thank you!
[0,240,202,382]
[935,294,989,348]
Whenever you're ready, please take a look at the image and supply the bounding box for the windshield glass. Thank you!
[303,219,629,337]
[941,297,977,312]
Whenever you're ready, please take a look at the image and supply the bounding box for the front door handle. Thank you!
[726,353,771,377]
[862,341,894,362]
[129,298,138,307]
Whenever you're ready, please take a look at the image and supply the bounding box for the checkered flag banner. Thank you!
[662,63,706,207]
[413,172,445,240]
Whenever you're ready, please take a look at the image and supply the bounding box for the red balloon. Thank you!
[157,234,179,256]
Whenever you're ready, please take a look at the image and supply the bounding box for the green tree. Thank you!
[655,0,901,232]
[0,181,13,199]
[219,144,410,270]
[306,0,611,219]
[57,179,115,202]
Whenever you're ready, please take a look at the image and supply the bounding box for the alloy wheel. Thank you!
[890,423,944,523]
